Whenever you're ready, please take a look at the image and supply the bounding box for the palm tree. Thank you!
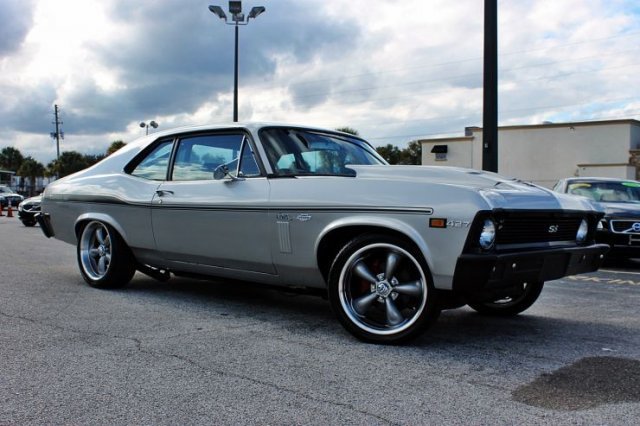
[17,156,45,196]
[0,147,25,172]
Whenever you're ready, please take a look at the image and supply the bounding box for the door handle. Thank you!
[155,190,174,197]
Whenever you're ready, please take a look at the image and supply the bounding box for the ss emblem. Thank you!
[548,225,559,233]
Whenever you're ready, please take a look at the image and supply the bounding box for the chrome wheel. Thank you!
[77,220,136,288]
[80,221,112,280]
[338,243,428,336]
[482,282,531,308]
[468,280,544,316]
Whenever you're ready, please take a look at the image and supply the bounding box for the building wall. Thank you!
[420,120,640,188]
[420,137,473,168]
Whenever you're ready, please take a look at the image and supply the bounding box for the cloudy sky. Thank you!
[1,0,639,164]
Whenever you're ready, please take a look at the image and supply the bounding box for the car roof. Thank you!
[141,122,367,141]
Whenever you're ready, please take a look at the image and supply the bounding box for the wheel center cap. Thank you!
[376,281,392,298]
[98,245,106,256]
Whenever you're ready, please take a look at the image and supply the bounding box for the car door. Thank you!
[150,131,275,274]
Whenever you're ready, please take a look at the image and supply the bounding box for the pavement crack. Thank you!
[0,309,142,350]
[140,348,402,425]
[1,309,400,423]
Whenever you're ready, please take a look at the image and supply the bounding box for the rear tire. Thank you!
[328,234,439,344]
[21,220,36,227]
[468,281,544,316]
[77,221,136,289]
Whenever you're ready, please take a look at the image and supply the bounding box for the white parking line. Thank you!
[599,269,640,275]
[567,275,640,286]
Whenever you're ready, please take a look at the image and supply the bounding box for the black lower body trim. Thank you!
[453,243,609,299]
[35,213,55,238]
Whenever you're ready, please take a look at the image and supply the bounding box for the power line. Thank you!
[285,31,640,89]
[367,111,640,144]
[278,60,640,103]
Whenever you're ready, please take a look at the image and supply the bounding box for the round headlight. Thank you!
[479,219,496,250]
[576,219,589,242]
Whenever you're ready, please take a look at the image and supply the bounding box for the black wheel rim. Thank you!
[338,243,428,335]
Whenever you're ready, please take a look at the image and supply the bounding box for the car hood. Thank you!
[22,195,42,204]
[349,165,599,211]
[599,201,640,218]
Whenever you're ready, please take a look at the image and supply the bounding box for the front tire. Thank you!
[328,234,439,344]
[77,221,136,289]
[468,281,544,316]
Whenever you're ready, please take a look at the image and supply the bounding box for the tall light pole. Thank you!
[209,1,266,122]
[140,120,158,135]
[482,0,498,172]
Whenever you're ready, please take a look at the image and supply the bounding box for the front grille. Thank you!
[496,214,582,245]
[22,204,41,213]
[610,220,640,234]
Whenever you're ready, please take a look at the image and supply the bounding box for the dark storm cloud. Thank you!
[61,0,362,132]
[0,84,57,133]
[0,0,36,56]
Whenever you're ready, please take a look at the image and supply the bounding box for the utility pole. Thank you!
[482,0,498,172]
[50,104,63,161]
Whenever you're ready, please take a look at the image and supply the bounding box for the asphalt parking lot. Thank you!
[1,215,639,425]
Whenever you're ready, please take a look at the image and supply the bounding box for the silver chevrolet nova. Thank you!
[38,123,608,343]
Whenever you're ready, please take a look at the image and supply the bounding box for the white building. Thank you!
[419,119,640,188]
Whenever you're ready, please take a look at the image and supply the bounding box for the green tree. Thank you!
[399,140,422,165]
[335,127,359,136]
[107,140,126,156]
[46,151,94,178]
[17,156,45,196]
[0,147,25,172]
[376,144,402,164]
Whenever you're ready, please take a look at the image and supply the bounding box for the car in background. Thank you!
[0,185,24,208]
[36,123,608,343]
[17,195,42,227]
[553,177,640,258]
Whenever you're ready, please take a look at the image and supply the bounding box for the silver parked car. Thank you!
[0,185,24,208]
[37,123,608,343]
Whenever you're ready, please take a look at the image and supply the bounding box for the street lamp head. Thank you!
[139,122,146,128]
[248,6,265,19]
[228,1,242,14]
[150,121,158,129]
[208,5,227,20]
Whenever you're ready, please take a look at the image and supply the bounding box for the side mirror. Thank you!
[213,164,228,180]
[213,163,244,181]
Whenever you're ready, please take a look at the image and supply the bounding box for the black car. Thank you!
[17,195,41,227]
[554,177,640,258]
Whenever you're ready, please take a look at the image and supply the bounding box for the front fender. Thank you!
[315,215,435,274]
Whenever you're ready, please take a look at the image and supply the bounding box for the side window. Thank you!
[239,142,260,177]
[172,134,260,181]
[130,140,173,180]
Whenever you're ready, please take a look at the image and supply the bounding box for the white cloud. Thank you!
[0,0,639,164]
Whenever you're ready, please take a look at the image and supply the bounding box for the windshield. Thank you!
[567,180,640,203]
[260,128,385,176]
